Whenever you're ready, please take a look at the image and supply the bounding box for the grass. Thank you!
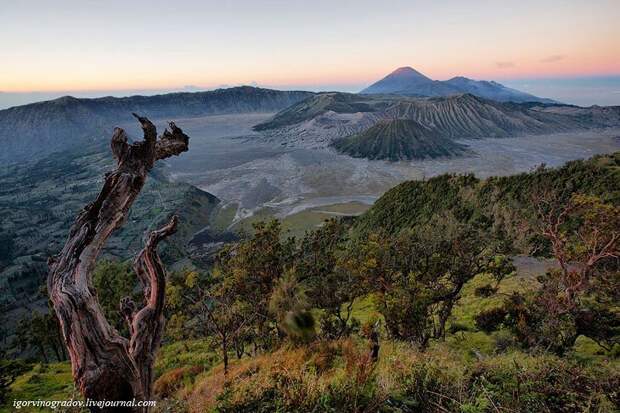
[185,339,380,412]
[280,210,334,239]
[312,202,370,215]
[230,207,279,235]
[233,202,370,240]
[280,202,371,239]
[153,339,219,404]
[184,338,619,412]
[1,340,219,412]
[3,362,78,413]
[451,271,538,331]
[209,203,238,233]
[155,339,218,378]
[349,294,380,326]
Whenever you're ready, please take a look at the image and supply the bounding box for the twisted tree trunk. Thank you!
[47,114,189,412]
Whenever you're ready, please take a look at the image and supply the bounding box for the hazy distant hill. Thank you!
[361,66,555,103]
[443,76,556,104]
[360,67,460,97]
[0,86,313,164]
[331,119,470,160]
[255,91,618,136]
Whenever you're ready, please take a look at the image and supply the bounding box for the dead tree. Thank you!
[47,114,189,412]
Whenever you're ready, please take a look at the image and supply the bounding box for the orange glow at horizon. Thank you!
[3,62,619,94]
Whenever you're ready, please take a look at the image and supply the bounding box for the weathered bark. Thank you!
[47,114,189,412]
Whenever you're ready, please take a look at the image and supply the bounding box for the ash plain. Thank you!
[158,113,620,224]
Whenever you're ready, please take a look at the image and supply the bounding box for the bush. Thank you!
[468,354,619,412]
[492,330,516,353]
[475,307,507,333]
[448,322,472,334]
[474,284,497,298]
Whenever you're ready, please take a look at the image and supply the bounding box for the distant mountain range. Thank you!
[361,66,556,104]
[2,84,619,164]
[0,86,312,164]
[254,91,620,160]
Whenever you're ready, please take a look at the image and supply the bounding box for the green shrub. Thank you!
[448,322,473,334]
[474,307,508,333]
[468,354,619,412]
[474,284,497,298]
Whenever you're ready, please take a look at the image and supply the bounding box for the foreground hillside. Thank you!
[2,151,618,412]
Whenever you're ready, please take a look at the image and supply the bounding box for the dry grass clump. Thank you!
[154,365,207,398]
[183,339,618,413]
[187,339,380,412]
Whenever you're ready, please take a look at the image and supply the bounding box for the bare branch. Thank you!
[156,122,190,160]
[133,215,178,314]
[132,113,157,144]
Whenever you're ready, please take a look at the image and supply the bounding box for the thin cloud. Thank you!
[540,54,565,63]
[496,61,516,69]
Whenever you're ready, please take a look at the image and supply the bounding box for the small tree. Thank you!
[512,192,620,353]
[299,219,362,338]
[93,259,138,334]
[346,215,513,348]
[216,220,291,352]
[168,269,251,375]
[534,193,619,309]
[14,291,67,363]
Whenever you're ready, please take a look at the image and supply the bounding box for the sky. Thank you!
[1,0,619,108]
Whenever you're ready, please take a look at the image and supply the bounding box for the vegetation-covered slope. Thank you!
[2,152,619,412]
[331,118,470,160]
[354,151,620,248]
[0,143,220,317]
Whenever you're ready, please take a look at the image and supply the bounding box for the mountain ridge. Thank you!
[0,86,314,164]
[253,91,620,159]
